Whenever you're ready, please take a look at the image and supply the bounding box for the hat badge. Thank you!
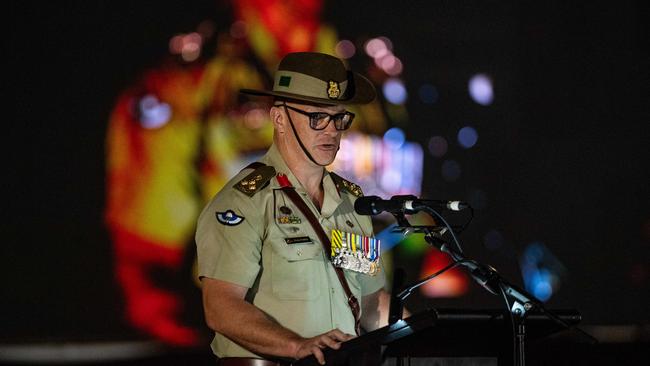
[327,80,341,99]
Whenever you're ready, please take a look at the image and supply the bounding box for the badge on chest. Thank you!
[274,190,303,225]
[277,205,301,224]
[330,229,380,275]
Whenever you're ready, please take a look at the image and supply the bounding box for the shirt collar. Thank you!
[262,143,343,217]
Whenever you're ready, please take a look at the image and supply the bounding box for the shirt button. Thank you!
[296,249,302,256]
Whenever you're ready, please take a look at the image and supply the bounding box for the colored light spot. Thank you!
[230,21,248,39]
[335,39,356,59]
[458,126,478,149]
[469,73,494,106]
[427,136,448,157]
[419,250,469,298]
[380,169,402,192]
[364,37,388,58]
[520,242,566,303]
[383,78,407,105]
[383,127,406,149]
[169,35,183,54]
[139,95,171,129]
[397,233,430,257]
[244,108,266,129]
[378,36,393,52]
[377,54,403,76]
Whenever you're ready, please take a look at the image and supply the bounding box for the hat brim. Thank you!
[240,72,376,106]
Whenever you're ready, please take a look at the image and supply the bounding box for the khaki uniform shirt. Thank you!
[196,143,386,358]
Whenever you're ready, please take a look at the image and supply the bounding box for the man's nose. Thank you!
[323,118,340,134]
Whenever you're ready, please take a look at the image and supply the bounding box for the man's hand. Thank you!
[203,277,353,362]
[293,329,355,365]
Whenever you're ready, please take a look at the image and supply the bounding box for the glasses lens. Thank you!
[310,113,331,130]
[333,113,354,130]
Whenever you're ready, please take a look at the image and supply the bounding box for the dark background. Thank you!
[5,0,649,346]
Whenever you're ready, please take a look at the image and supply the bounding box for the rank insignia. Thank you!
[327,80,341,99]
[330,173,363,197]
[215,210,245,226]
[330,229,380,275]
[234,165,276,196]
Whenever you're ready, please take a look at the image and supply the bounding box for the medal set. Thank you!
[330,229,380,275]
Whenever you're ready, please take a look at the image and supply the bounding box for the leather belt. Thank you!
[217,357,287,366]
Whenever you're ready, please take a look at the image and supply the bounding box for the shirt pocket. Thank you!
[270,239,324,301]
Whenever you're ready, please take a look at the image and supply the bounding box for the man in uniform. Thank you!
[196,52,392,365]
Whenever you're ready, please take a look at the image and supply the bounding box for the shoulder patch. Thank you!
[330,172,364,197]
[215,210,245,226]
[234,165,276,197]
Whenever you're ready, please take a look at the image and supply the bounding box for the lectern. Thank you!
[292,308,581,366]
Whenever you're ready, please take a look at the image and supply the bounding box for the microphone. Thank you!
[354,195,468,215]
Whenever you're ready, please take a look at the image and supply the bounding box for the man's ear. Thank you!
[270,106,285,133]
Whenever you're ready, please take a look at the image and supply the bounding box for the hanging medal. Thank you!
[331,229,380,275]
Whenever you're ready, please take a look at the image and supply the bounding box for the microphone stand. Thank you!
[388,206,590,366]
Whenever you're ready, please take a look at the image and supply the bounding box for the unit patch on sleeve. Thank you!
[215,210,245,226]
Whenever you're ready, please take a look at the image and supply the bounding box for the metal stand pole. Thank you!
[515,320,526,366]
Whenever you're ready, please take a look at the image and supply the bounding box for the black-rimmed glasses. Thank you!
[275,103,355,131]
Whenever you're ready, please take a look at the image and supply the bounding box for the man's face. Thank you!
[283,101,347,166]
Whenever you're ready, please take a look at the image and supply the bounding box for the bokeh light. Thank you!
[441,159,461,182]
[457,126,478,149]
[419,84,439,104]
[169,32,203,62]
[365,37,403,76]
[396,233,430,257]
[138,95,171,129]
[230,20,248,39]
[427,136,448,157]
[383,127,406,149]
[197,20,215,40]
[380,169,402,193]
[335,39,356,59]
[419,250,469,298]
[243,108,266,130]
[378,36,393,52]
[520,242,566,303]
[382,78,407,105]
[377,54,403,76]
[468,73,494,106]
[364,37,389,58]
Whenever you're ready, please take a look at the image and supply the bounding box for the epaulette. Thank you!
[330,172,364,197]
[234,164,276,197]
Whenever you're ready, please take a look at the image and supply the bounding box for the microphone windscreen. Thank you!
[354,195,381,215]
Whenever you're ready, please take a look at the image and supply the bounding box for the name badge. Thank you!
[285,236,312,245]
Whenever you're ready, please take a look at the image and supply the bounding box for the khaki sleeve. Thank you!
[196,189,264,288]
